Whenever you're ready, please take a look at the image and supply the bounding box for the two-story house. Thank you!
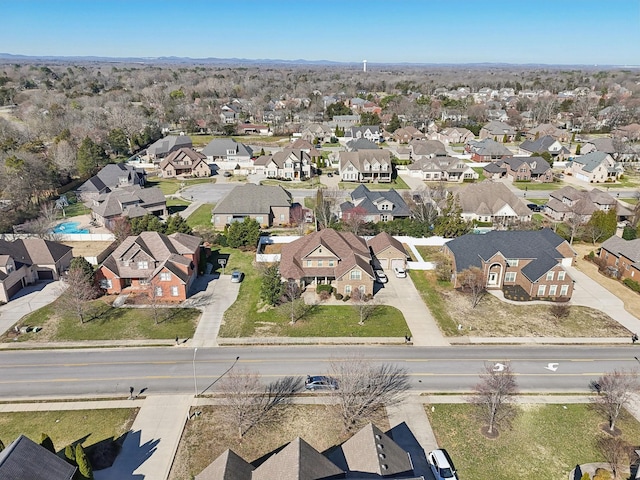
[479,121,517,142]
[253,149,314,180]
[201,138,253,165]
[599,236,640,281]
[466,138,514,162]
[338,150,392,183]
[444,228,576,301]
[408,156,479,182]
[451,182,532,225]
[147,135,193,161]
[483,157,553,182]
[159,147,211,178]
[564,152,623,183]
[96,231,202,301]
[339,185,411,222]
[345,126,382,143]
[519,135,570,160]
[544,186,619,222]
[77,163,146,202]
[88,185,167,228]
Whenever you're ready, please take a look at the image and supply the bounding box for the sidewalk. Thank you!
[95,394,192,480]
[189,274,240,347]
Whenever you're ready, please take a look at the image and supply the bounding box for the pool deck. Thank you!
[54,214,111,235]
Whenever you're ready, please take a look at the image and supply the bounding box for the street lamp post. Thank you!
[193,348,198,397]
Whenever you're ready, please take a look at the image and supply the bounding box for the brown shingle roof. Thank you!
[195,449,253,480]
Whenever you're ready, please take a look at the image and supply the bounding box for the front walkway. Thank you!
[189,274,240,347]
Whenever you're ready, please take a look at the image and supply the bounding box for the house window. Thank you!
[256,216,264,223]
[359,285,365,295]
[345,285,352,295]
[318,260,323,267]
[100,279,112,289]
[350,270,361,280]
[537,285,546,296]
[558,271,566,281]
[6,264,14,273]
[139,279,150,286]
[138,261,149,269]
[171,286,179,297]
[160,272,172,281]
[546,271,554,281]
[549,285,558,296]
[307,260,312,267]
[155,287,163,297]
[506,259,519,267]
[280,214,285,221]
[504,272,517,283]
[381,215,389,222]
[328,260,335,267]
[560,285,569,296]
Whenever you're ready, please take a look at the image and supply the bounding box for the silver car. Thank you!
[230,270,243,283]
[305,375,338,391]
[428,449,458,480]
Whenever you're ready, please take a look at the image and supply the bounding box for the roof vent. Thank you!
[377,443,384,450]
[382,464,388,470]
[378,453,386,459]
[375,434,382,440]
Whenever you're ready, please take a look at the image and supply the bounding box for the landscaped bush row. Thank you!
[623,278,640,293]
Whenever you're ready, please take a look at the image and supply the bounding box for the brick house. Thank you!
[466,138,514,162]
[564,152,623,183]
[483,157,554,183]
[599,236,640,281]
[253,149,314,180]
[479,121,517,142]
[279,229,407,296]
[159,147,211,178]
[96,231,202,301]
[338,150,392,183]
[339,185,411,223]
[444,229,576,301]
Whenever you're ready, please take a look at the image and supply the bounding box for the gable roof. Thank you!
[90,185,165,219]
[501,156,551,175]
[147,135,192,156]
[159,147,207,169]
[446,228,572,282]
[195,449,253,480]
[201,138,253,158]
[410,139,447,157]
[601,236,640,264]
[0,435,76,480]
[346,185,411,218]
[571,152,613,172]
[252,437,344,480]
[451,182,531,217]
[346,138,379,150]
[482,120,516,136]
[78,163,145,194]
[280,228,373,280]
[367,231,407,257]
[328,423,413,477]
[212,184,291,215]
[339,150,391,171]
[467,138,513,157]
[519,135,559,153]
[0,238,72,266]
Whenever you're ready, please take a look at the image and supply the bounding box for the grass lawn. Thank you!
[170,404,387,480]
[2,298,200,342]
[0,408,137,453]
[427,403,640,480]
[186,203,214,228]
[526,198,547,205]
[620,197,638,205]
[260,179,320,189]
[338,176,410,190]
[409,269,629,337]
[215,248,408,338]
[472,167,486,181]
[166,197,191,215]
[146,177,215,195]
[512,181,561,190]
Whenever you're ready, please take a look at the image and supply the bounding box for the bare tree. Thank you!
[144,277,164,325]
[289,205,307,236]
[459,267,486,308]
[107,216,132,245]
[330,357,409,432]
[471,362,518,436]
[283,279,303,325]
[57,267,99,324]
[19,202,59,240]
[591,369,639,433]
[217,368,303,440]
[597,436,629,480]
[342,205,368,236]
[350,288,379,326]
[549,303,571,319]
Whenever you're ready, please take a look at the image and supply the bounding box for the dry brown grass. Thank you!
[572,242,640,320]
[262,244,284,254]
[61,241,115,258]
[168,404,389,480]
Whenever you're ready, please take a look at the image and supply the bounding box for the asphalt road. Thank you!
[1,345,639,400]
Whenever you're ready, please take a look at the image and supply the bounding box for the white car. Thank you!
[393,265,407,278]
[375,269,388,284]
[428,449,458,480]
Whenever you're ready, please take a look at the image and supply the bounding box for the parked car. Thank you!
[393,265,407,278]
[428,449,458,480]
[527,203,542,212]
[305,375,338,391]
[230,270,244,283]
[375,269,388,284]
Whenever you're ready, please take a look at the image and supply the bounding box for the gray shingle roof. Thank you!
[468,138,513,157]
[201,138,253,158]
[147,135,192,156]
[571,152,612,172]
[0,238,72,266]
[451,182,532,217]
[90,185,166,218]
[0,435,76,480]
[346,138,379,150]
[344,184,411,218]
[212,184,291,215]
[78,163,145,194]
[446,228,571,282]
[601,236,640,264]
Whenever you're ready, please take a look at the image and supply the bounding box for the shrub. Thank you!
[550,303,571,319]
[317,284,334,294]
[593,468,612,480]
[623,278,640,293]
[318,290,331,301]
[334,292,343,300]
[342,295,350,302]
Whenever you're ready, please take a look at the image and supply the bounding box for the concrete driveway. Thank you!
[375,272,449,347]
[0,281,63,336]
[566,266,640,333]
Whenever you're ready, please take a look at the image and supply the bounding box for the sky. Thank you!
[1,0,639,65]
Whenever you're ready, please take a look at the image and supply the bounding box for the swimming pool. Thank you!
[52,221,89,234]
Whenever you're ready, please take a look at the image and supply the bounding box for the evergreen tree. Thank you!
[70,257,95,283]
[260,263,284,306]
[40,433,55,453]
[433,193,470,238]
[64,443,76,465]
[130,214,166,235]
[75,443,94,480]
[387,113,401,133]
[77,137,107,177]
[502,134,508,143]
[0,438,4,452]
[227,217,260,248]
[106,128,129,155]
[165,214,193,235]
[575,144,581,155]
